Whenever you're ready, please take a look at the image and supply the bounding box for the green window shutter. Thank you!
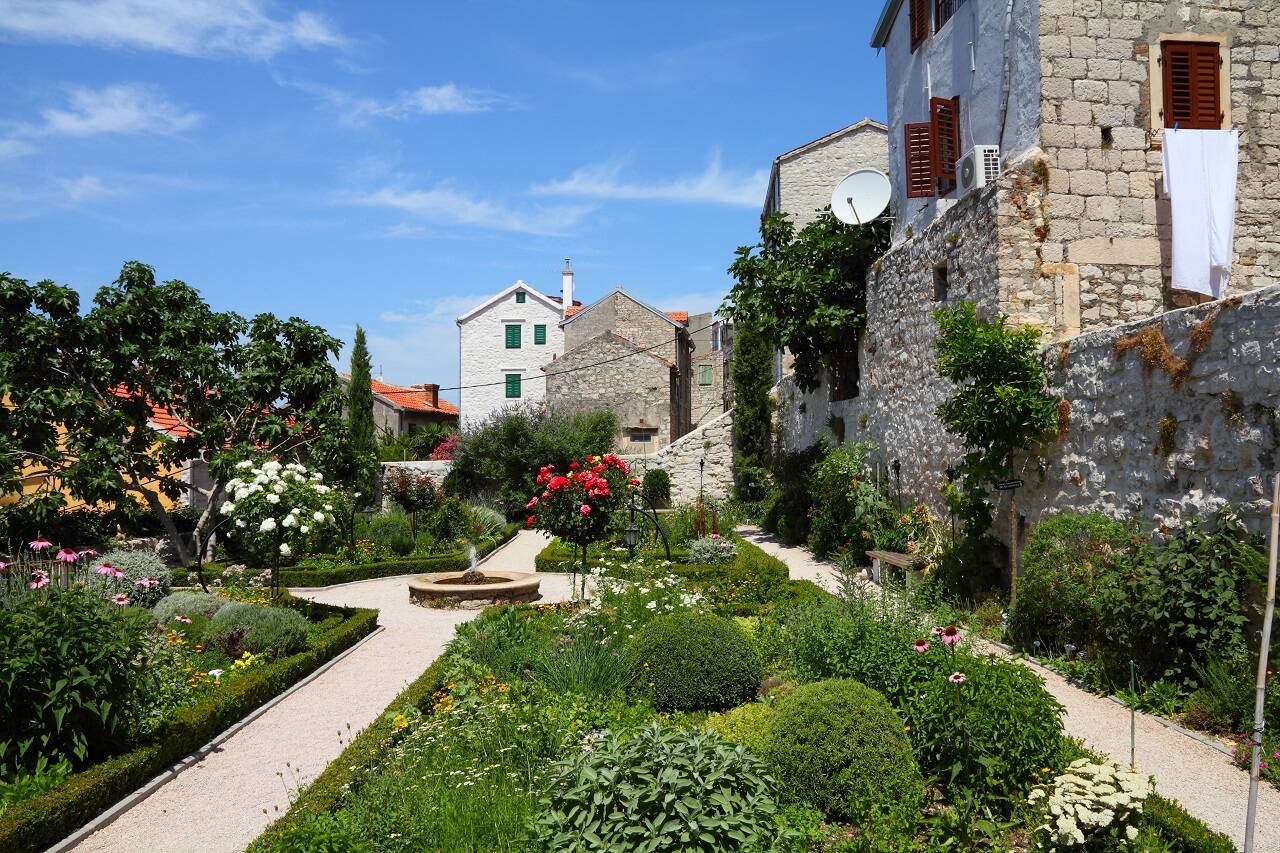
[534,324,547,345]
[698,364,713,385]
[515,291,526,303]
[505,324,521,349]
[505,373,521,398]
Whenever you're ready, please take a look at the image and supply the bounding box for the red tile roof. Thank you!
[369,378,460,416]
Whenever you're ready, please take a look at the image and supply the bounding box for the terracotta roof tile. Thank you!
[369,378,460,416]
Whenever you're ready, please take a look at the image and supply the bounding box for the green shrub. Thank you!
[270,813,369,853]
[362,513,412,552]
[535,722,780,853]
[424,496,469,543]
[152,590,228,623]
[705,701,775,756]
[763,679,923,822]
[207,603,309,658]
[0,586,152,775]
[1144,793,1238,852]
[625,613,762,712]
[640,468,671,508]
[463,504,507,541]
[687,534,737,565]
[449,605,549,684]
[807,442,898,558]
[89,548,172,609]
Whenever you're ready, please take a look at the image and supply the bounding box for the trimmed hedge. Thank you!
[0,597,377,853]
[1146,793,1237,853]
[624,612,762,712]
[249,642,457,851]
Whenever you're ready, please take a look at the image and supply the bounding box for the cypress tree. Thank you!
[731,319,773,501]
[348,326,376,494]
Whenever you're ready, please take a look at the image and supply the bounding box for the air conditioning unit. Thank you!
[956,145,1001,194]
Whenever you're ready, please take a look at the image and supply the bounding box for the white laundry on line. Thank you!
[1161,127,1239,298]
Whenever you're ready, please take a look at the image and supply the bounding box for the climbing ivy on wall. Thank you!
[934,301,1060,535]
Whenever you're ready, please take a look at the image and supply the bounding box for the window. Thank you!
[534,324,547,345]
[934,0,954,31]
[830,350,859,401]
[904,122,935,198]
[505,324,521,349]
[909,0,929,52]
[628,428,658,445]
[1161,40,1222,129]
[504,373,521,398]
[930,96,961,195]
[515,290,526,303]
[698,364,713,385]
[933,262,949,302]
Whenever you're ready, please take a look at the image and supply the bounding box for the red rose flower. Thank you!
[526,515,535,526]
[579,504,591,515]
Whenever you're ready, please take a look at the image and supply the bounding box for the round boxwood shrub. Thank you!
[90,548,172,609]
[763,679,923,822]
[705,700,775,756]
[625,613,761,712]
[153,590,228,623]
[206,602,309,658]
[640,468,671,508]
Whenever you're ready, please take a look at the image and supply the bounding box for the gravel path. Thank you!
[738,524,1276,852]
[71,531,562,853]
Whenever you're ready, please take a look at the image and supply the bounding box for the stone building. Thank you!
[367,378,459,438]
[763,119,890,229]
[775,0,1280,536]
[688,312,733,428]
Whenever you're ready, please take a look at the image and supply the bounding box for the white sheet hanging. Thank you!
[1162,127,1239,298]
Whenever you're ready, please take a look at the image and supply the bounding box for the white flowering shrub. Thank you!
[1028,758,1153,850]
[219,459,340,566]
[687,534,737,565]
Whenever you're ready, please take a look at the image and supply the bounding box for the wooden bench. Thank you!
[865,550,925,589]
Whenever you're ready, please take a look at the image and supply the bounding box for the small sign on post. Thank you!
[995,479,1024,491]
[995,479,1023,603]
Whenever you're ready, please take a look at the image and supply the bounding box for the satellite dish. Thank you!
[830,169,891,225]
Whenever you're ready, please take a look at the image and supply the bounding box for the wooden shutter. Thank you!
[909,0,929,52]
[1162,41,1222,129]
[504,374,521,398]
[930,96,961,180]
[904,122,935,198]
[534,324,546,345]
[505,324,521,348]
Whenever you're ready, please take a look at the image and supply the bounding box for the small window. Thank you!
[698,364,713,385]
[628,428,658,445]
[830,350,860,402]
[933,263,949,302]
[1161,40,1222,129]
[504,374,521,398]
[909,0,929,52]
[515,291,526,303]
[534,324,547,345]
[505,324,521,349]
[934,0,954,31]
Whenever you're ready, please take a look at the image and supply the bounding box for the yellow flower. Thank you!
[392,714,408,731]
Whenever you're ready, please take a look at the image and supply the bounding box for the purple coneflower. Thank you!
[29,569,50,589]
[28,537,53,551]
[940,625,961,646]
[110,593,130,606]
[55,547,79,563]
[913,639,930,654]
[948,672,967,684]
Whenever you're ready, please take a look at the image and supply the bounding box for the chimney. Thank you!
[412,383,440,408]
[561,258,574,319]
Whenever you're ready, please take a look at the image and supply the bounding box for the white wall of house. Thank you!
[879,0,1041,244]
[457,281,564,426]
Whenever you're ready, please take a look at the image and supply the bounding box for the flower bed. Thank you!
[0,596,376,853]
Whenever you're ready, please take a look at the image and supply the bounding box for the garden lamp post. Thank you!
[699,457,705,504]
[945,466,957,539]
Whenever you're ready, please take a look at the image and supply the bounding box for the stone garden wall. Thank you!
[623,409,734,504]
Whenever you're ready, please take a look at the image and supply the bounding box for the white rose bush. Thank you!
[219,459,340,571]
[1028,757,1153,850]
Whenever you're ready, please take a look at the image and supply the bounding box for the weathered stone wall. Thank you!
[564,291,681,365]
[623,409,734,504]
[545,331,674,452]
[691,348,727,428]
[1038,0,1280,332]
[776,123,889,230]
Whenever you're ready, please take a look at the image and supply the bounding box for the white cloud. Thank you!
[0,138,34,159]
[0,0,345,58]
[351,184,590,236]
[36,83,201,136]
[58,174,113,202]
[280,77,502,124]
[533,149,766,208]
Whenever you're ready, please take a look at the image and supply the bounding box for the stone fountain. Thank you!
[408,543,540,609]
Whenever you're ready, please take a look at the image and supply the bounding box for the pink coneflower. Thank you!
[0,560,8,574]
[913,639,930,654]
[175,615,192,624]
[95,563,125,579]
[55,547,79,563]
[29,569,49,589]
[940,625,961,646]
[948,672,967,684]
[110,593,130,606]
[134,577,157,588]
[28,537,53,551]
[931,626,945,636]
[78,548,98,559]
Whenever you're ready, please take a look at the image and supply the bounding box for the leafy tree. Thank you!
[729,318,773,501]
[0,262,352,566]
[376,422,453,462]
[725,211,889,392]
[346,325,377,498]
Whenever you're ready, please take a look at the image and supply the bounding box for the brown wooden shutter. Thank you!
[904,122,935,198]
[1162,41,1222,129]
[930,96,961,180]
[910,0,929,52]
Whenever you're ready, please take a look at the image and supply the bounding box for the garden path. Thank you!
[71,530,561,853]
[738,524,1280,853]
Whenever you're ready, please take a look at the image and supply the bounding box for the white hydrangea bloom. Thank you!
[280,542,291,556]
[272,482,286,494]
[314,511,326,522]
[221,501,236,515]
[266,493,280,504]
[259,518,277,532]
[236,459,254,469]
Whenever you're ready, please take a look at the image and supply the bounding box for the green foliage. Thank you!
[0,586,152,775]
[625,613,762,712]
[424,496,470,543]
[445,403,618,516]
[207,603,310,658]
[933,301,1059,540]
[807,441,898,558]
[1144,794,1238,853]
[272,813,370,853]
[152,590,229,622]
[346,325,377,497]
[363,513,412,550]
[89,549,172,609]
[536,722,781,853]
[640,468,671,508]
[764,679,923,822]
[705,701,776,757]
[759,443,827,545]
[687,534,737,565]
[730,318,774,501]
[725,211,889,392]
[0,756,71,815]
[532,632,623,696]
[277,525,517,587]
[381,468,439,520]
[377,423,454,463]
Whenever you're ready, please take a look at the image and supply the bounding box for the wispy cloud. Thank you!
[0,0,346,59]
[57,174,114,202]
[35,83,202,136]
[350,184,591,236]
[280,77,504,124]
[533,150,766,208]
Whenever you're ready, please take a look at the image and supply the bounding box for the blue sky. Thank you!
[0,0,886,400]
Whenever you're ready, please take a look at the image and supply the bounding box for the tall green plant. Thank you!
[730,318,774,501]
[347,326,377,498]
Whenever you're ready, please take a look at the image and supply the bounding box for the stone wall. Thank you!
[776,123,889,230]
[380,461,452,511]
[1038,0,1280,331]
[623,409,734,504]
[564,291,681,366]
[691,348,727,428]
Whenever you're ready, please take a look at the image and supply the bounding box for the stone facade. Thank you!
[763,119,890,230]
[623,409,735,504]
[545,331,676,453]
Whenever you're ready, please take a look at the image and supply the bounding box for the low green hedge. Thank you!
[249,641,457,851]
[0,597,378,853]
[1146,793,1237,852]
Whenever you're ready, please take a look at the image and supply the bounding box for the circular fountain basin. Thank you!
[408,571,541,609]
